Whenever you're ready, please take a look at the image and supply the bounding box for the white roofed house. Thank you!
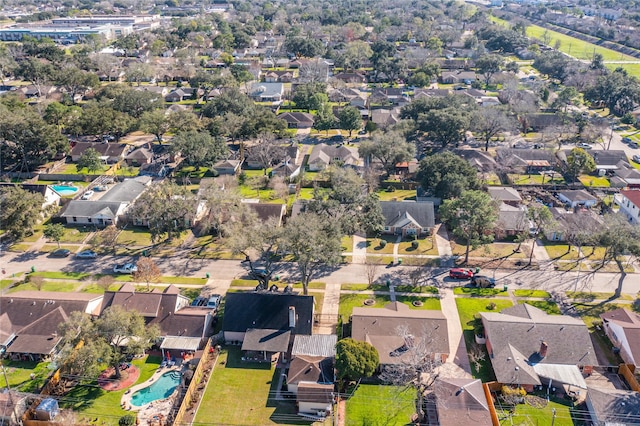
[248,82,284,103]
[307,143,361,171]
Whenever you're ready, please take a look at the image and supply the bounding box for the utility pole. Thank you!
[1,364,22,425]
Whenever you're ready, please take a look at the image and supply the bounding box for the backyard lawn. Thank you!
[455,298,513,382]
[60,355,161,426]
[496,396,575,426]
[508,173,565,186]
[579,175,610,188]
[375,189,416,201]
[1,360,52,392]
[194,347,316,425]
[345,384,415,426]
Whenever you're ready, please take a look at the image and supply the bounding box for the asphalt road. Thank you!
[2,249,638,296]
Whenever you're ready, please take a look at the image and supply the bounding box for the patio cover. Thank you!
[241,329,291,353]
[533,364,587,389]
[160,336,201,352]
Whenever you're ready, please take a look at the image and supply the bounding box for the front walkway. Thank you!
[440,288,472,377]
[434,224,454,267]
[351,233,367,264]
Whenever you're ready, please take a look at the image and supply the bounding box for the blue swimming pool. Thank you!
[130,371,181,407]
[51,185,78,196]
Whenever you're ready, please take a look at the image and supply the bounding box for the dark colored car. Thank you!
[50,248,71,258]
[449,268,474,279]
[249,269,271,280]
[471,275,496,288]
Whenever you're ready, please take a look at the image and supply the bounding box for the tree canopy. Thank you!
[416,151,480,200]
[335,338,379,383]
[0,186,44,239]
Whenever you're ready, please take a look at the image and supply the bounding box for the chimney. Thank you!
[288,306,296,328]
[539,341,548,358]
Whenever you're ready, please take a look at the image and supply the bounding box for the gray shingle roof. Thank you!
[431,377,492,426]
[487,187,522,203]
[380,201,435,229]
[100,177,150,203]
[481,304,597,385]
[587,387,640,425]
[60,200,124,219]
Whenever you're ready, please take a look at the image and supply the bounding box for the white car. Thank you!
[633,155,640,163]
[576,143,592,150]
[76,250,97,259]
[81,190,94,200]
[113,263,138,274]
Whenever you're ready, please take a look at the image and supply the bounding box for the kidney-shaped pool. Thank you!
[130,371,181,407]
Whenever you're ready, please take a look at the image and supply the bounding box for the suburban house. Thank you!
[481,304,597,392]
[488,187,522,207]
[243,201,287,226]
[586,387,640,425]
[333,72,366,85]
[350,302,449,366]
[370,108,400,128]
[222,292,314,362]
[100,284,215,357]
[380,201,436,237]
[212,159,242,175]
[287,334,337,418]
[248,82,284,102]
[440,70,477,84]
[611,162,640,188]
[496,149,557,174]
[544,207,602,241]
[307,143,361,171]
[264,70,294,83]
[0,183,61,208]
[70,142,130,164]
[277,112,314,129]
[124,146,154,166]
[271,161,301,181]
[1,291,103,361]
[61,176,151,226]
[164,87,203,102]
[454,149,498,172]
[616,189,640,224]
[425,377,493,426]
[495,203,527,238]
[588,150,629,173]
[600,308,640,368]
[557,190,598,209]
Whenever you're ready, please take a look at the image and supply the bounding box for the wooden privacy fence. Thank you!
[483,382,501,426]
[619,364,640,392]
[172,338,215,425]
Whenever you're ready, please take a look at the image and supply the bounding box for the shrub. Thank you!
[411,241,419,249]
[385,185,396,192]
[486,302,497,310]
[379,239,387,248]
[119,415,136,426]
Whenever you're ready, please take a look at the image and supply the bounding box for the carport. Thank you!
[160,336,201,359]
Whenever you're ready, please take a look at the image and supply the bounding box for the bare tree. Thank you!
[364,257,380,286]
[379,325,443,423]
[269,176,289,200]
[133,257,162,291]
[249,133,285,175]
[96,275,115,292]
[92,225,120,252]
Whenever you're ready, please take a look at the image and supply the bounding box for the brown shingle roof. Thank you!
[288,355,333,385]
[431,377,492,426]
[297,382,334,404]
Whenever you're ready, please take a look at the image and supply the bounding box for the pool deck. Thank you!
[121,364,182,424]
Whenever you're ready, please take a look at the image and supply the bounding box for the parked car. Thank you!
[50,248,71,258]
[76,250,97,259]
[248,268,271,280]
[623,137,632,143]
[207,294,222,309]
[633,155,640,163]
[449,268,474,279]
[576,143,592,150]
[470,275,496,288]
[113,263,138,274]
[81,190,94,200]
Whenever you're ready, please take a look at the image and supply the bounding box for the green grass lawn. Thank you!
[116,228,154,246]
[450,241,526,259]
[397,236,439,256]
[518,300,561,314]
[375,189,416,201]
[513,289,551,298]
[31,271,91,280]
[480,172,502,186]
[339,294,392,320]
[57,226,93,243]
[454,287,508,297]
[345,384,415,426]
[544,243,580,260]
[8,280,79,292]
[455,298,513,382]
[194,347,313,426]
[395,295,441,310]
[526,23,636,62]
[578,175,610,188]
[61,355,161,426]
[57,163,110,175]
[366,235,397,254]
[1,360,52,392]
[508,174,565,186]
[39,244,78,253]
[498,396,575,426]
[565,291,634,301]
[341,235,354,252]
